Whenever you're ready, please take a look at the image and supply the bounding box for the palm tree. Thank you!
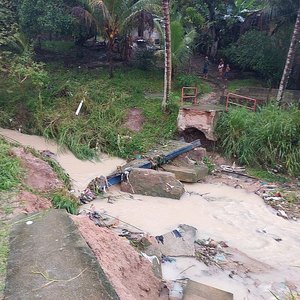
[162,0,171,111]
[76,0,160,78]
[276,4,300,105]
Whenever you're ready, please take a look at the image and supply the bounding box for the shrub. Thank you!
[0,139,22,190]
[134,49,156,71]
[51,193,78,215]
[216,104,300,176]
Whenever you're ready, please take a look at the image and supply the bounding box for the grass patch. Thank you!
[227,78,263,92]
[174,74,212,94]
[215,104,300,177]
[41,41,75,54]
[0,139,22,191]
[247,168,289,184]
[51,192,78,215]
[0,64,180,159]
[0,222,9,298]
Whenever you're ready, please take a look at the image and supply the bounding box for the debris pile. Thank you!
[255,183,300,220]
[80,176,109,204]
[195,238,228,267]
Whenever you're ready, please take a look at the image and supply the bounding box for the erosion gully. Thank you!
[1,128,299,300]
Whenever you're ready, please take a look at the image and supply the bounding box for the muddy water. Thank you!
[2,128,300,299]
[86,185,300,299]
[0,128,125,193]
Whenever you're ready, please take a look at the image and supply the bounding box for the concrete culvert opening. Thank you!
[181,128,216,151]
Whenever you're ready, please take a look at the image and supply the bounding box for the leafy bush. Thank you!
[0,139,22,190]
[216,105,300,176]
[134,49,156,70]
[51,193,78,215]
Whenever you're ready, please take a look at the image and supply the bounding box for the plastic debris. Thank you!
[80,188,96,204]
[161,255,176,263]
[277,210,288,219]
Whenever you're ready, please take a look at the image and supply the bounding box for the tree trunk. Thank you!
[107,39,114,78]
[277,5,300,105]
[162,0,172,112]
[205,0,218,58]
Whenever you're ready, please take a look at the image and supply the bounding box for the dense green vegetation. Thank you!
[0,139,22,190]
[216,105,300,177]
[1,64,199,159]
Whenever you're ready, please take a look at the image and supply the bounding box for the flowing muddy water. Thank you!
[86,185,300,299]
[0,128,125,194]
[1,128,300,299]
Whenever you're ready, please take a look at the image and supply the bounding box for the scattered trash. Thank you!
[195,238,226,267]
[256,228,267,234]
[26,221,33,225]
[161,255,176,263]
[141,252,159,264]
[172,229,182,238]
[40,150,56,159]
[220,164,245,173]
[75,100,84,116]
[214,252,227,263]
[155,235,164,244]
[79,188,96,204]
[277,210,288,219]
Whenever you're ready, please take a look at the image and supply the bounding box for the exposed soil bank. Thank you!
[72,215,167,300]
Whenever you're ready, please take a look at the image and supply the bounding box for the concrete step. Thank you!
[5,209,119,300]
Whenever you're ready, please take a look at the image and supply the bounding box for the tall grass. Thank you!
[1,65,182,159]
[216,104,300,176]
[0,139,22,190]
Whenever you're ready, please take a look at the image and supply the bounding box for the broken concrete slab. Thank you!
[148,225,197,257]
[177,107,220,141]
[121,168,185,199]
[162,164,208,183]
[183,280,233,300]
[5,209,119,300]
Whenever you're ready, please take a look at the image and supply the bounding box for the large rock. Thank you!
[162,164,208,183]
[177,107,220,141]
[121,168,185,199]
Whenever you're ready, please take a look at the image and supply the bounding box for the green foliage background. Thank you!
[216,105,300,176]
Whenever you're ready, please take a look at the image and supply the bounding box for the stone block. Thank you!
[183,280,233,300]
[162,164,208,183]
[120,168,185,199]
[187,147,207,162]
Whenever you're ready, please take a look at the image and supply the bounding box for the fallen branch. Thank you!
[31,268,87,291]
